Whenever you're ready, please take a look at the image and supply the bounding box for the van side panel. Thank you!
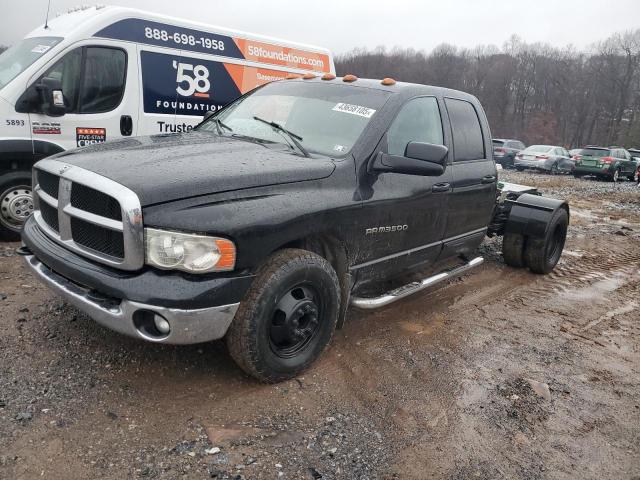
[95,18,332,74]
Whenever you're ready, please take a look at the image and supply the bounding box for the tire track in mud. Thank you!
[512,247,640,303]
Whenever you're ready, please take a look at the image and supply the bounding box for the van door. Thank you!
[28,40,138,152]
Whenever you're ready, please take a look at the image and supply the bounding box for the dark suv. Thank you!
[572,146,637,181]
[492,139,526,168]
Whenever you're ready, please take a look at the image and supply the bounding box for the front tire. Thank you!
[226,249,340,383]
[524,208,568,274]
[0,172,34,241]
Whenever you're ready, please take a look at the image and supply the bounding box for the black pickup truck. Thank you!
[20,76,569,382]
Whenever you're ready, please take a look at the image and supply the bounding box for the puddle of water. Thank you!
[560,272,629,304]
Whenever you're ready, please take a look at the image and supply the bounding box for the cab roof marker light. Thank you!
[343,74,358,82]
[381,78,396,86]
[322,73,336,80]
[302,73,317,80]
[286,74,301,80]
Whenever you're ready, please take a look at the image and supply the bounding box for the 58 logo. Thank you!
[173,61,210,98]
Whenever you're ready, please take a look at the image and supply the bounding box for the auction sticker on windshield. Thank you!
[332,103,376,118]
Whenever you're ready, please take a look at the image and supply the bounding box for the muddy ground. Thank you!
[0,170,639,480]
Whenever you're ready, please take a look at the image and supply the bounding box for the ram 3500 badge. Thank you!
[20,77,569,382]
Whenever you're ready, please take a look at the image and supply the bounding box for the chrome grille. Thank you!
[71,183,122,221]
[32,159,144,271]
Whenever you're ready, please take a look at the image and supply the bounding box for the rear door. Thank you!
[442,97,496,252]
[28,40,138,151]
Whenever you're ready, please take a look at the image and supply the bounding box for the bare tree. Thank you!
[336,29,640,148]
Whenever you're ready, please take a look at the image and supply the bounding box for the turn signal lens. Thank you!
[343,74,358,82]
[381,77,396,85]
[145,228,236,273]
[322,73,336,80]
[302,73,316,79]
[286,74,301,80]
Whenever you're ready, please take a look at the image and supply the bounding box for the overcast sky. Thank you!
[2,0,639,53]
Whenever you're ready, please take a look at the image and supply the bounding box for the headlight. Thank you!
[144,228,236,273]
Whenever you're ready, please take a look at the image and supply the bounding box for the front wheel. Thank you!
[226,249,340,383]
[549,163,559,175]
[0,172,34,241]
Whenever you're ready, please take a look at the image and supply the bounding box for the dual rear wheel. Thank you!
[502,208,568,274]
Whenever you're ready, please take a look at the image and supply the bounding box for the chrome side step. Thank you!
[350,256,484,310]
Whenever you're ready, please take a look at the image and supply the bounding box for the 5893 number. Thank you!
[5,119,25,126]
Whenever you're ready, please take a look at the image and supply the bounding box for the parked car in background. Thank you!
[492,138,525,168]
[628,148,640,161]
[572,146,637,181]
[515,145,573,174]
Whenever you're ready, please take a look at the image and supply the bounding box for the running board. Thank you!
[350,256,484,310]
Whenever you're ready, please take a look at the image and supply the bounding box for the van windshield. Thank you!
[198,81,390,157]
[0,37,62,90]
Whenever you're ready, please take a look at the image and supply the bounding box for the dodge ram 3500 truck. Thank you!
[19,76,569,382]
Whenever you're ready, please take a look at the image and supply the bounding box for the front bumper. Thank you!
[23,254,239,344]
[21,217,254,344]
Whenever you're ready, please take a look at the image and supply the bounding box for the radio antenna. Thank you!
[44,0,52,29]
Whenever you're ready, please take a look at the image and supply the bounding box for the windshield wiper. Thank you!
[212,118,233,135]
[252,116,309,157]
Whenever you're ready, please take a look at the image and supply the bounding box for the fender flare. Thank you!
[504,193,570,240]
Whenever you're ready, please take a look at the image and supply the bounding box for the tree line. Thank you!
[336,31,640,149]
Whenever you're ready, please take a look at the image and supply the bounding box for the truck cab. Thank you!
[21,76,568,382]
[0,6,333,239]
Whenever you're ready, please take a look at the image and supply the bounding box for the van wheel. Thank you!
[226,249,340,383]
[502,232,526,268]
[524,208,568,274]
[0,172,34,241]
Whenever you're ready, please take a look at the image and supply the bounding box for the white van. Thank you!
[0,5,334,239]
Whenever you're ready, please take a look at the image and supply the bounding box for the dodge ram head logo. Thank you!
[173,61,211,98]
[365,225,408,235]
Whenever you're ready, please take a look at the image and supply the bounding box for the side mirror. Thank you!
[35,77,66,117]
[405,141,448,164]
[371,142,449,177]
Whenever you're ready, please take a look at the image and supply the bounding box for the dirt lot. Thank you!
[1,170,639,480]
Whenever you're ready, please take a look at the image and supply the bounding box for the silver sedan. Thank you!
[515,145,574,174]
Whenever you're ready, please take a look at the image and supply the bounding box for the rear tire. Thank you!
[516,167,525,172]
[524,208,568,274]
[502,232,526,268]
[550,163,559,175]
[0,171,33,241]
[611,168,620,182]
[226,249,340,383]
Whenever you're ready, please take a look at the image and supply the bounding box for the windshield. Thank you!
[578,148,609,157]
[523,145,552,154]
[0,37,62,90]
[198,81,390,157]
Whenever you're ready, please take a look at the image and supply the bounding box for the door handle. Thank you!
[120,115,133,136]
[432,182,451,193]
[481,175,496,184]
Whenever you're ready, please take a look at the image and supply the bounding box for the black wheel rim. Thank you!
[269,284,321,358]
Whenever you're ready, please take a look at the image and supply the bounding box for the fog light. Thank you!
[153,315,171,334]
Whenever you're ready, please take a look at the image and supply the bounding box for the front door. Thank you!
[28,40,138,152]
[353,96,451,284]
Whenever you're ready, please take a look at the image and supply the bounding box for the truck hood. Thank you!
[53,132,336,206]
